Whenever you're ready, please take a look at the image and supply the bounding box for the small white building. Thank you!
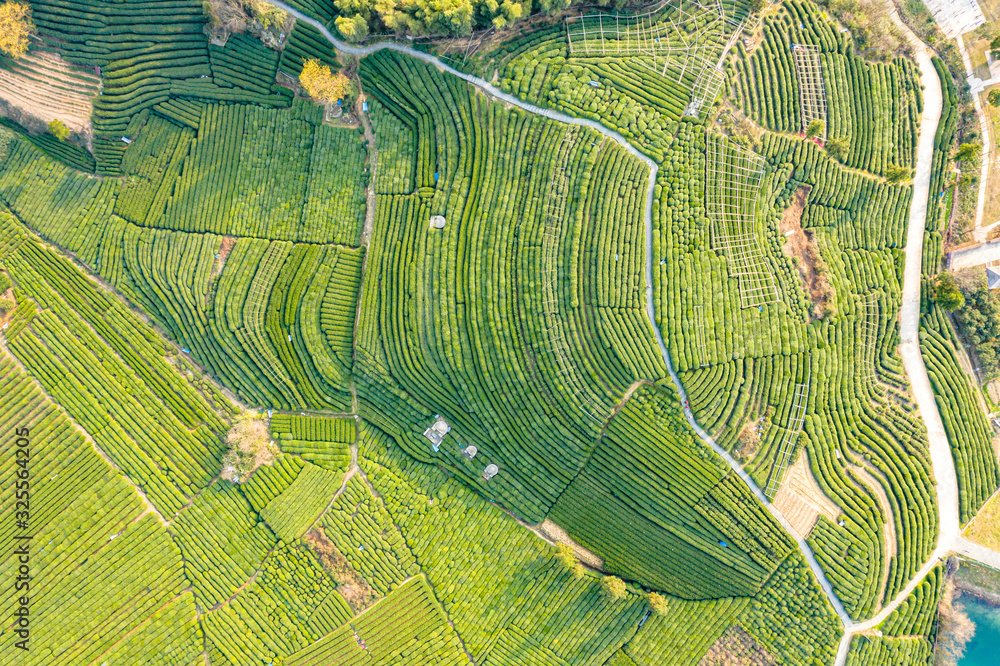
[423,415,451,451]
[429,215,446,229]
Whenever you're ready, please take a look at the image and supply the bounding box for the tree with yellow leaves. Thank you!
[48,119,70,141]
[0,2,35,59]
[335,13,368,42]
[298,59,351,105]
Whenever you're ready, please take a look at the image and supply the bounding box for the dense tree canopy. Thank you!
[0,1,34,58]
[955,283,1000,379]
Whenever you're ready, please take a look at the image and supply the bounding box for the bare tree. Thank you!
[935,581,976,666]
[220,410,277,483]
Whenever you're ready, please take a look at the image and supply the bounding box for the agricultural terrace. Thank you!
[0,0,997,664]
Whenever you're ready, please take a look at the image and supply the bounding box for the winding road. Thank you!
[267,1,1000,662]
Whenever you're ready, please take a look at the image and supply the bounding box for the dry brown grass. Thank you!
[963,490,1000,551]
[735,413,766,463]
[700,626,776,666]
[305,528,379,613]
[221,410,276,482]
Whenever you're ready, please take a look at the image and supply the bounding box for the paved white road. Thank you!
[948,238,1000,269]
[267,1,1000,661]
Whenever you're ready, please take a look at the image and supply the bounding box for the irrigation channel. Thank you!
[267,0,999,661]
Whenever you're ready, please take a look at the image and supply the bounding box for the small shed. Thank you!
[482,463,499,481]
[987,266,1000,290]
[462,445,478,460]
[423,415,451,451]
[429,215,446,229]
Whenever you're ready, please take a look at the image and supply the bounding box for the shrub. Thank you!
[826,135,850,161]
[600,576,627,600]
[48,119,71,141]
[299,59,351,105]
[933,273,964,312]
[648,592,669,615]
[885,164,910,183]
[554,543,576,571]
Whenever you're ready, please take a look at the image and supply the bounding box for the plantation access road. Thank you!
[269,0,854,638]
[268,0,1000,658]
[827,2,995,663]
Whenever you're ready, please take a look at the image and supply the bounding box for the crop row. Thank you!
[879,564,943,638]
[370,99,416,194]
[551,386,793,599]
[115,114,194,226]
[204,542,351,663]
[170,482,277,608]
[357,50,666,520]
[727,1,919,176]
[319,475,419,596]
[665,120,937,620]
[282,575,465,666]
[0,116,95,172]
[921,306,1000,523]
[278,21,340,78]
[146,100,368,244]
[260,460,344,541]
[210,33,280,97]
[845,636,932,665]
[272,414,356,442]
[1,223,232,517]
[0,361,195,666]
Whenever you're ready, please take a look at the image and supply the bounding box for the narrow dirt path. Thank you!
[358,94,377,247]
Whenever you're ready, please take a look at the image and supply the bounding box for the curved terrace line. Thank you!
[266,0,1000,659]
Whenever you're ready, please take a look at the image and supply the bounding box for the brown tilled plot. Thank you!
[0,50,99,135]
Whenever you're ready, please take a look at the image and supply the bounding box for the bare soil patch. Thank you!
[536,519,604,569]
[779,186,834,319]
[212,236,237,276]
[305,528,379,613]
[699,626,777,666]
[772,450,841,537]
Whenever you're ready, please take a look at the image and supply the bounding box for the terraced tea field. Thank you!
[0,0,998,664]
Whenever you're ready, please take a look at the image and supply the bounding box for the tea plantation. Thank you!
[0,0,995,663]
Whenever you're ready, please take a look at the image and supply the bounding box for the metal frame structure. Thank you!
[764,367,811,500]
[684,63,725,118]
[565,0,734,118]
[857,295,882,395]
[706,135,780,308]
[792,44,827,142]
